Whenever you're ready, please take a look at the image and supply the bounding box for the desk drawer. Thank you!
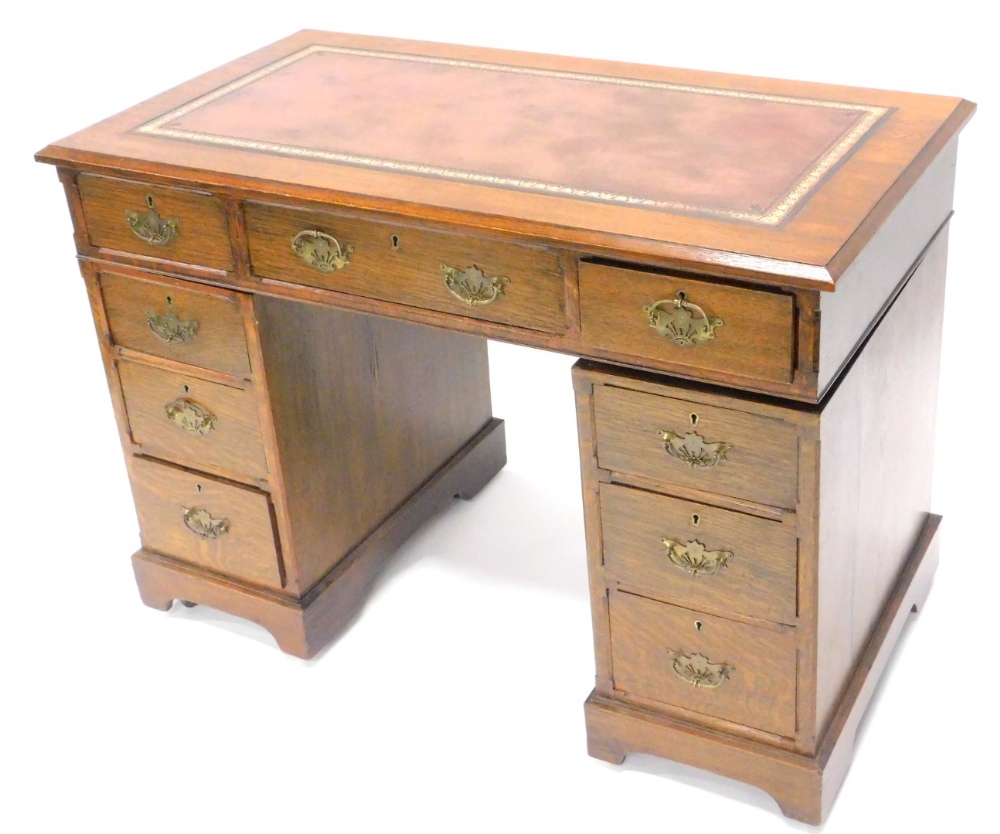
[593,385,799,509]
[100,272,252,378]
[130,457,283,589]
[610,590,797,737]
[78,175,234,271]
[119,360,268,480]
[245,202,566,333]
[579,263,795,384]
[600,483,797,623]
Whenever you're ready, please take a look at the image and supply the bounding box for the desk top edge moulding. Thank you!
[37,29,973,826]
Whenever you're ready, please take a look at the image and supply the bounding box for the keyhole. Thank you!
[390,234,400,250]
[196,484,202,493]
[691,513,700,526]
[166,296,173,306]
[146,195,154,209]
[690,413,699,426]
[694,621,704,632]
[183,385,189,394]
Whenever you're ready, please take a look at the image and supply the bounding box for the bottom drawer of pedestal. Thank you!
[130,457,284,590]
[609,590,797,737]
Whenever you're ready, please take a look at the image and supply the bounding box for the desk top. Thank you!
[37,30,973,288]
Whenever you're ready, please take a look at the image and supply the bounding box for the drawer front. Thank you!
[130,457,282,589]
[600,483,797,623]
[78,175,234,271]
[579,263,795,384]
[593,385,799,509]
[610,591,797,737]
[100,272,252,377]
[119,360,268,479]
[245,202,566,333]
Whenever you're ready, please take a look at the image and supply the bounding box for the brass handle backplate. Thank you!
[662,538,733,577]
[125,196,179,246]
[165,399,217,436]
[292,229,353,272]
[182,507,230,539]
[146,310,199,345]
[668,650,735,689]
[659,429,733,468]
[643,291,723,346]
[441,265,510,306]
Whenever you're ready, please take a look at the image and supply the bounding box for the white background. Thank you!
[2,3,996,831]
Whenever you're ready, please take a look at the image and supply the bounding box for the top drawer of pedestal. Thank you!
[245,202,566,334]
[579,263,796,384]
[77,175,234,272]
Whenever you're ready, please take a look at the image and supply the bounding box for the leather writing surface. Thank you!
[141,45,885,226]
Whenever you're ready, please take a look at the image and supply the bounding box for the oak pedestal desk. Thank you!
[37,31,974,824]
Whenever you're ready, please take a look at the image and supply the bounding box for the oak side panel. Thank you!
[254,296,494,593]
[815,224,949,734]
[817,138,957,393]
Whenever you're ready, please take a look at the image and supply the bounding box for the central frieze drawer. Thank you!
[593,385,799,509]
[600,483,797,623]
[118,360,268,480]
[610,590,797,737]
[130,457,283,589]
[245,202,566,333]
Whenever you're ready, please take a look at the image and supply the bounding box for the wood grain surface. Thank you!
[117,359,268,480]
[129,456,283,589]
[100,271,252,377]
[78,174,234,271]
[254,295,494,592]
[600,483,798,623]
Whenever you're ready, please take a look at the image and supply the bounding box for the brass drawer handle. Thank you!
[292,229,353,272]
[165,398,217,436]
[643,291,723,346]
[125,195,179,246]
[659,429,733,468]
[146,310,199,344]
[668,650,735,689]
[441,264,509,306]
[662,538,733,577]
[182,506,230,539]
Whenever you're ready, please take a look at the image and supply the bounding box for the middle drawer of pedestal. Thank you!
[118,360,269,480]
[601,483,797,623]
[610,590,797,737]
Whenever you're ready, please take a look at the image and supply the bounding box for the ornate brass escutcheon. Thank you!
[292,229,353,272]
[441,264,510,306]
[659,429,733,468]
[146,310,199,344]
[165,399,217,436]
[125,195,179,246]
[182,507,230,539]
[661,538,733,577]
[643,291,723,346]
[667,650,735,689]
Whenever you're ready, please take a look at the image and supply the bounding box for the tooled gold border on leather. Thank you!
[137,44,889,226]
